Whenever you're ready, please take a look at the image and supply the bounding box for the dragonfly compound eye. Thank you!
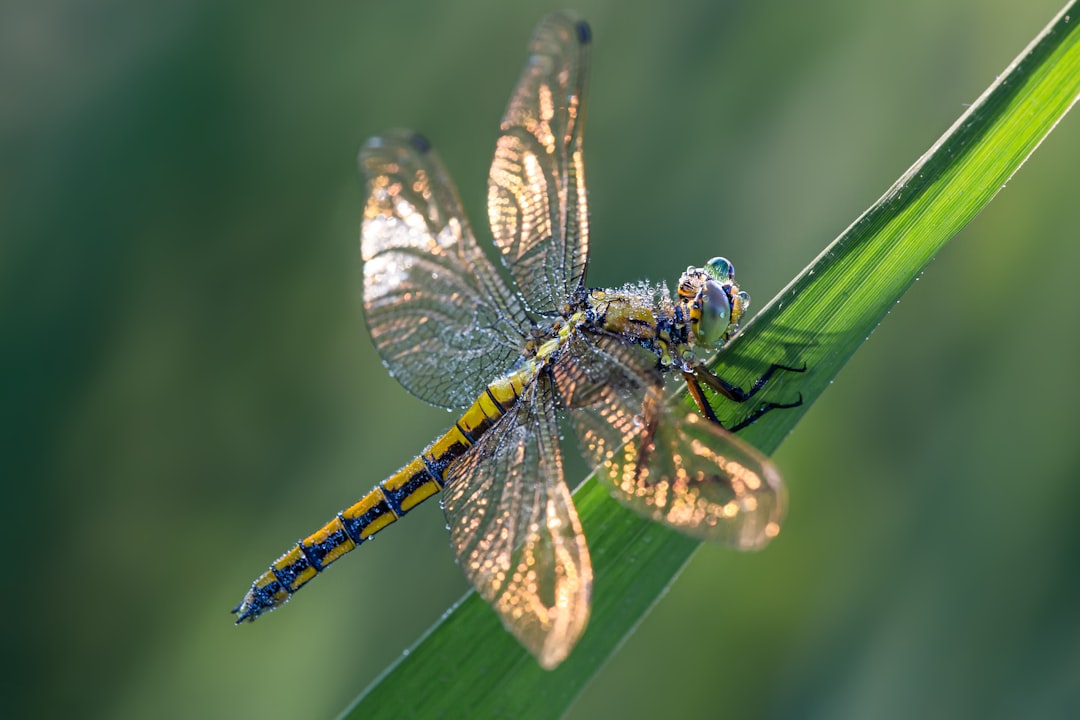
[693,279,733,348]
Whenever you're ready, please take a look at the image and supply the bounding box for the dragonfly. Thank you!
[234,11,802,669]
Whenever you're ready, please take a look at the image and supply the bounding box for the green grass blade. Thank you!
[343,3,1080,718]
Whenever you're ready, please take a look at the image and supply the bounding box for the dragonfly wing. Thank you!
[442,374,592,669]
[488,12,591,314]
[360,130,529,409]
[560,332,786,549]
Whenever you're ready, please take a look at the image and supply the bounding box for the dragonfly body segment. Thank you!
[232,365,531,625]
[234,12,801,669]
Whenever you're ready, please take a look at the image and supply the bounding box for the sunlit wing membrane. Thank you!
[488,13,591,314]
[442,375,592,669]
[609,411,786,548]
[360,131,529,409]
[561,333,786,549]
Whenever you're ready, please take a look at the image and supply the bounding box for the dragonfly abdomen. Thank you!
[233,369,532,623]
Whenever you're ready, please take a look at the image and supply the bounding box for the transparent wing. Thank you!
[558,332,786,549]
[442,374,592,669]
[488,12,591,314]
[360,130,530,409]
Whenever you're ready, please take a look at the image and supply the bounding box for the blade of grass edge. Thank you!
[343,4,1080,719]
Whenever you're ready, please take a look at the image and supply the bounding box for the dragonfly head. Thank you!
[678,257,750,349]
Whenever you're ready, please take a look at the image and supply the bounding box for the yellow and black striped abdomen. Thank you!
[232,370,530,623]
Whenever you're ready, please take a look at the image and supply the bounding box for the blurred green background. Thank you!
[4,0,1079,717]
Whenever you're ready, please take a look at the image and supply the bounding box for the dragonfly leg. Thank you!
[724,392,803,432]
[685,362,805,432]
[681,371,721,425]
